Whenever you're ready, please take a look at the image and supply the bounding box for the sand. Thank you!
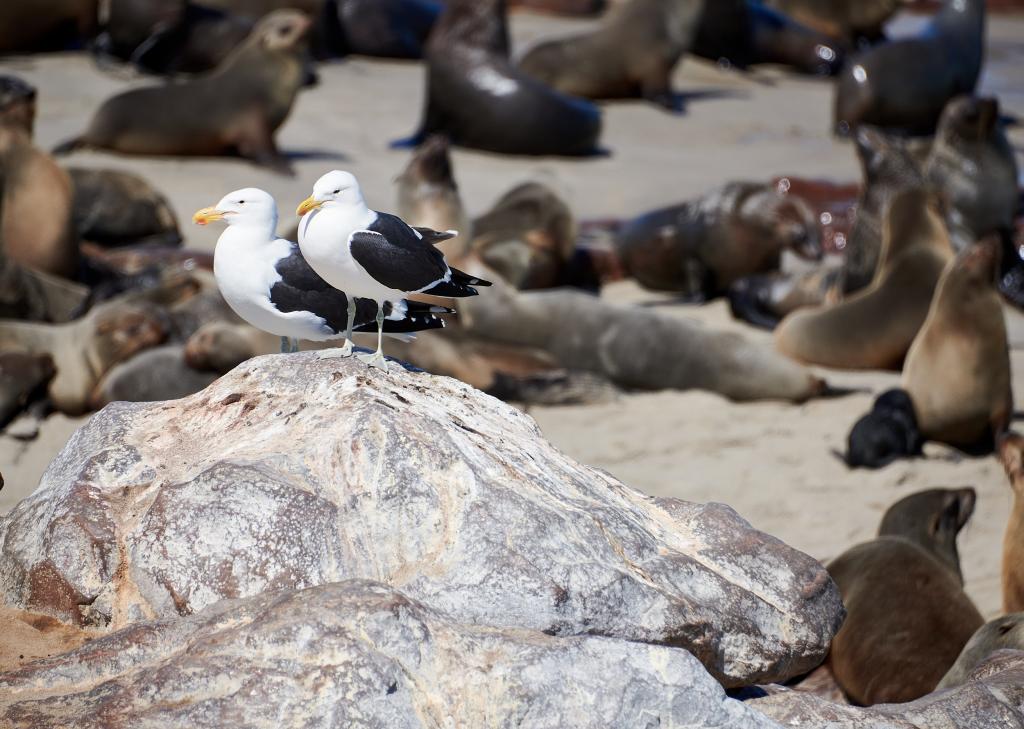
[1,11,1023,618]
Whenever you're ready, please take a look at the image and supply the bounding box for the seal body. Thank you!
[401,0,601,155]
[333,0,441,59]
[846,388,923,469]
[827,488,983,705]
[616,182,821,300]
[775,189,952,370]
[395,135,469,258]
[925,96,1019,251]
[938,613,1024,689]
[0,0,99,52]
[834,0,985,135]
[518,0,703,109]
[0,76,37,136]
[68,168,180,248]
[55,11,311,173]
[902,236,1011,450]
[1000,434,1024,613]
[765,0,904,43]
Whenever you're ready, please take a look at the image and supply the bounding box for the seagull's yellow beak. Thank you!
[296,196,323,216]
[192,207,225,226]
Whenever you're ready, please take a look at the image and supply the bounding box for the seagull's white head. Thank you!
[193,187,278,236]
[296,170,365,215]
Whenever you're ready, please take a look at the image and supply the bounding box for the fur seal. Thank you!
[827,487,984,705]
[67,167,181,248]
[53,11,312,174]
[0,0,99,53]
[0,352,55,429]
[0,76,37,136]
[518,0,704,110]
[692,0,844,76]
[0,127,78,279]
[616,181,821,300]
[845,388,923,469]
[1000,433,1024,613]
[0,255,89,323]
[331,0,441,59]
[471,182,576,290]
[775,188,953,370]
[925,96,1019,251]
[396,0,603,156]
[833,0,985,135]
[89,344,218,408]
[902,236,1011,451]
[937,613,1024,689]
[764,0,905,43]
[395,135,469,258]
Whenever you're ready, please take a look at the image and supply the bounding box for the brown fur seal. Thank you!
[0,0,99,53]
[0,127,78,279]
[518,0,704,110]
[764,0,905,43]
[834,0,985,135]
[616,181,821,301]
[925,96,1019,251]
[0,352,55,429]
[937,613,1024,689]
[395,0,602,156]
[67,167,181,248]
[471,182,576,290]
[902,236,1011,450]
[0,76,37,136]
[89,344,218,408]
[1000,433,1024,613]
[53,11,312,174]
[395,135,469,258]
[775,188,952,370]
[0,254,89,323]
[692,0,844,76]
[827,487,984,705]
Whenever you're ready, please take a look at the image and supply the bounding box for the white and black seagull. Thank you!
[192,187,452,355]
[296,170,490,370]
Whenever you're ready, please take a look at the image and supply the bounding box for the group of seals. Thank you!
[833,0,985,135]
[54,11,312,174]
[902,236,1011,451]
[775,188,952,370]
[398,0,602,155]
[615,181,821,300]
[827,487,983,705]
[518,0,704,111]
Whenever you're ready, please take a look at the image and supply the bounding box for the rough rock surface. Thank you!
[747,650,1024,728]
[0,580,783,728]
[0,354,842,686]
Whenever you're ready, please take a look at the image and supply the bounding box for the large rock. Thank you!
[0,580,782,728]
[746,650,1024,728]
[0,354,842,686]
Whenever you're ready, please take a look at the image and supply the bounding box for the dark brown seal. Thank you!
[937,613,1024,689]
[615,181,821,300]
[764,0,905,43]
[925,96,1019,251]
[395,0,602,155]
[1000,433,1024,613]
[509,0,606,14]
[827,487,984,705]
[775,189,953,370]
[518,0,704,110]
[67,167,181,248]
[0,76,37,136]
[89,345,218,408]
[833,0,985,135]
[903,236,1011,451]
[331,0,441,59]
[53,11,312,174]
[0,352,55,429]
[471,183,576,290]
[0,0,99,53]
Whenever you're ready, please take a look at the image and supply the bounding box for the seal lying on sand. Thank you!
[54,11,312,174]
[396,0,602,155]
[68,168,181,248]
[938,613,1024,689]
[774,189,952,370]
[833,0,985,135]
[518,0,704,110]
[89,345,218,408]
[827,488,984,705]
[0,352,55,429]
[903,236,1011,452]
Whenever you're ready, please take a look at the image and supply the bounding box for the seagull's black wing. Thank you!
[350,213,490,297]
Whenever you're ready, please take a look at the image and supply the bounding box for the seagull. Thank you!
[296,170,490,371]
[192,187,452,356]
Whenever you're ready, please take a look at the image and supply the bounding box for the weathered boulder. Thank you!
[0,354,842,686]
[0,579,783,728]
[746,650,1024,728]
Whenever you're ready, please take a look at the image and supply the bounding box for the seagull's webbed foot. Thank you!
[317,340,353,359]
[357,350,389,372]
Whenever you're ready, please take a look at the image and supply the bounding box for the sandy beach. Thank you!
[2,9,1023,620]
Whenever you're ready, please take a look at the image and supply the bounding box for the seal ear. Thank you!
[999,432,1024,492]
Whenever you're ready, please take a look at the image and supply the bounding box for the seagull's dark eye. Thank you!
[239,200,245,205]
[333,189,340,194]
